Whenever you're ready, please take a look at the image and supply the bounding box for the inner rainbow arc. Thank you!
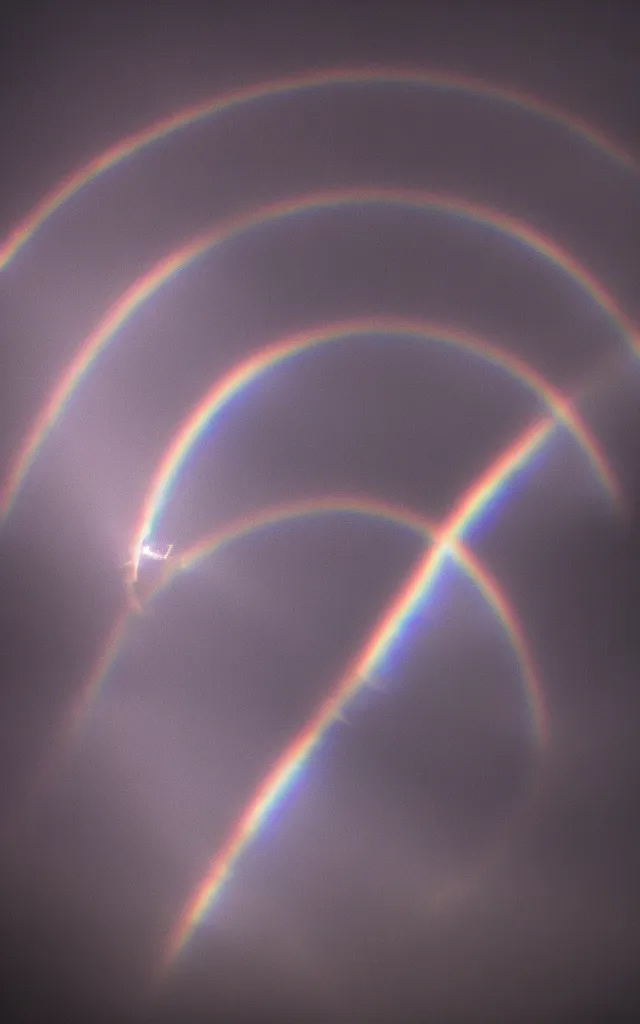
[176,493,545,740]
[129,314,618,582]
[30,486,535,844]
[0,64,635,270]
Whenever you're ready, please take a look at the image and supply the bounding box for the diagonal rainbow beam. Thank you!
[160,418,551,970]
[4,186,635,520]
[127,315,619,582]
[0,65,635,270]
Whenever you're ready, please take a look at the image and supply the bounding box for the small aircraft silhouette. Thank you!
[140,541,174,561]
[124,539,178,612]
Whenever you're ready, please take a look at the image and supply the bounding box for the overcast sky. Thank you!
[1,4,639,1022]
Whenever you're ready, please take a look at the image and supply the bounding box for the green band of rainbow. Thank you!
[1,65,634,270]
[4,189,633,520]
[161,419,551,969]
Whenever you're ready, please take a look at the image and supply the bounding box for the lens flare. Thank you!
[4,187,635,521]
[1,66,635,271]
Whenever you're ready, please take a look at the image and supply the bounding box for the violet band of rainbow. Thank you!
[4,183,635,521]
[0,65,635,270]
[160,419,551,969]
[128,314,619,581]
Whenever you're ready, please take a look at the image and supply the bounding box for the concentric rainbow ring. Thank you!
[4,189,634,521]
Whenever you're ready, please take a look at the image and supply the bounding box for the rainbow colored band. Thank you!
[1,65,634,270]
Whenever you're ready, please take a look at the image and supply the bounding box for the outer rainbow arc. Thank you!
[3,187,634,521]
[160,418,551,970]
[0,64,635,270]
